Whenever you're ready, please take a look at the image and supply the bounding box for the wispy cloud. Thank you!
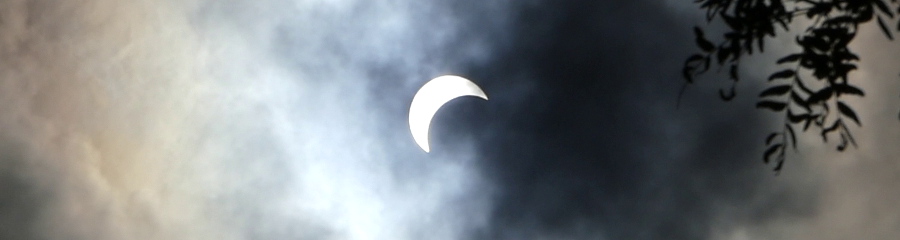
[0,0,513,239]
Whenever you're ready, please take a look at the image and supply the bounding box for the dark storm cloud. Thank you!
[0,138,46,240]
[433,1,822,239]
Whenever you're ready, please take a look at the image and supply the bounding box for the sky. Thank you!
[1,0,900,240]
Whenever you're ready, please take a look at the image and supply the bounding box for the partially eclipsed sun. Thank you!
[408,75,488,152]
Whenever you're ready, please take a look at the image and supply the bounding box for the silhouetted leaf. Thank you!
[721,15,742,31]
[703,56,711,73]
[840,121,858,148]
[787,111,808,124]
[808,87,833,103]
[682,54,705,83]
[773,157,785,171]
[878,16,894,40]
[776,54,802,64]
[766,132,780,145]
[694,26,716,52]
[756,101,787,111]
[873,0,894,18]
[786,124,797,150]
[790,91,810,111]
[719,86,736,101]
[837,134,848,152]
[859,6,875,22]
[729,64,738,81]
[764,143,783,164]
[776,17,789,31]
[837,101,861,126]
[717,47,731,64]
[757,37,765,52]
[686,54,704,63]
[834,51,859,61]
[808,3,833,18]
[795,77,814,95]
[759,85,791,97]
[821,120,842,142]
[897,16,900,31]
[803,36,830,51]
[768,69,795,81]
[803,115,814,131]
[823,16,854,26]
[834,84,865,96]
[683,67,694,83]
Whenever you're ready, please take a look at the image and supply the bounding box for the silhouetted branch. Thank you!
[682,0,899,173]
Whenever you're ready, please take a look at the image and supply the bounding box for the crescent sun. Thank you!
[409,75,488,152]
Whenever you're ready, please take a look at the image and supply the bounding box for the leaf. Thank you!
[722,15,743,31]
[837,134,848,152]
[697,39,715,52]
[808,87,833,103]
[757,37,765,52]
[766,133,780,145]
[702,56,711,73]
[729,65,738,81]
[768,69,795,81]
[878,16,894,40]
[791,91,811,111]
[834,84,865,96]
[683,66,694,83]
[776,54,802,64]
[787,111,809,124]
[835,51,859,61]
[839,121,859,148]
[859,6,874,22]
[805,37,830,51]
[776,17,789,31]
[717,47,731,64]
[803,115,814,131]
[682,54,705,83]
[759,85,791,97]
[744,38,753,54]
[764,143,783,164]
[897,17,900,32]
[773,157,785,172]
[873,0,894,18]
[786,124,797,150]
[686,54,704,63]
[694,26,716,52]
[821,120,841,142]
[837,101,861,126]
[808,3,835,19]
[795,77,814,95]
[719,86,736,101]
[823,16,854,26]
[756,101,787,111]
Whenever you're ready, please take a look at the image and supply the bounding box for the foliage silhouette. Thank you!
[681,0,900,173]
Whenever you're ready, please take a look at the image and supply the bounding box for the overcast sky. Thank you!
[1,0,900,240]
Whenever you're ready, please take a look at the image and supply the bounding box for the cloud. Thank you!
[4,1,900,240]
[456,1,897,240]
[0,0,514,239]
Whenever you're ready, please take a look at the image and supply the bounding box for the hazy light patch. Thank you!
[1,0,509,239]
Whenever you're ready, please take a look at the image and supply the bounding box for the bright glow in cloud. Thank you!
[0,0,509,239]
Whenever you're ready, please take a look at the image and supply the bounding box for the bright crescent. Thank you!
[409,75,488,152]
